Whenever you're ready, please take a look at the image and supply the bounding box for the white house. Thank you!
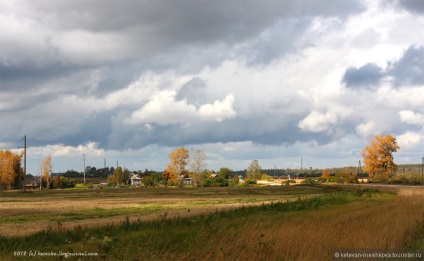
[130,174,141,186]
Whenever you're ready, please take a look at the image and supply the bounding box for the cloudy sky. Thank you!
[1,0,424,175]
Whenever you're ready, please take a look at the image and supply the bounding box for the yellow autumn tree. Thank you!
[107,166,129,187]
[0,150,23,189]
[361,134,399,179]
[41,155,53,189]
[321,169,330,180]
[164,147,189,187]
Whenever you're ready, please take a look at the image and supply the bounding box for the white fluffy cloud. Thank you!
[399,110,424,125]
[124,91,197,125]
[355,122,378,138]
[124,92,236,125]
[30,141,105,157]
[298,111,338,132]
[397,131,422,147]
[198,94,236,121]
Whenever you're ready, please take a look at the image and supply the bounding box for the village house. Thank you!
[130,174,141,186]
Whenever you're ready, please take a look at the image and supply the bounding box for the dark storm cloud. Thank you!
[7,0,366,73]
[175,77,208,106]
[342,63,384,88]
[388,45,424,86]
[1,0,367,88]
[107,110,337,152]
[68,111,112,146]
[23,1,286,52]
[392,0,424,14]
[1,0,366,153]
[343,45,424,89]
[240,18,313,65]
[26,0,364,42]
[0,63,88,91]
[0,63,65,82]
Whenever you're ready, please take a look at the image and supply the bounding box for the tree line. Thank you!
[103,147,244,188]
[160,148,236,187]
[1,133,420,190]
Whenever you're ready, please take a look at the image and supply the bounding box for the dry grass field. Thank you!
[0,186,322,237]
[127,186,423,261]
[1,185,423,260]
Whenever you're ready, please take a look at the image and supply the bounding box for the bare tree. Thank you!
[189,149,206,186]
[247,160,262,181]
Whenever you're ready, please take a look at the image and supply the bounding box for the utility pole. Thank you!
[301,157,303,170]
[83,153,86,184]
[358,160,363,183]
[104,158,106,169]
[18,135,27,192]
[422,157,423,186]
[274,165,276,179]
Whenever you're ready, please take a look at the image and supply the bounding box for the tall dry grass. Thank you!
[198,189,424,261]
[142,189,423,261]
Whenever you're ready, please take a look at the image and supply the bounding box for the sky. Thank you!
[1,0,424,175]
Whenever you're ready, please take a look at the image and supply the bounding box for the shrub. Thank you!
[327,176,336,183]
[51,176,60,188]
[369,174,389,183]
[219,177,229,187]
[201,178,212,187]
[61,177,76,188]
[75,183,85,189]
[141,176,154,187]
[335,171,348,183]
[201,177,229,187]
[285,179,296,185]
[261,174,274,181]
[237,180,257,187]
[232,175,239,186]
[386,174,423,185]
[302,178,317,185]
[159,180,168,187]
[50,176,75,189]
